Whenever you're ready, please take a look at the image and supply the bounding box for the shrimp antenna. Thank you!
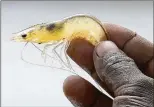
[20,42,74,73]
[30,43,84,76]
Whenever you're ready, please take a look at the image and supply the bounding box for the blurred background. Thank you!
[1,1,153,107]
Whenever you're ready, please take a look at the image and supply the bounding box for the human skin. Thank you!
[63,23,153,107]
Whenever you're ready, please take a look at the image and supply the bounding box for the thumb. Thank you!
[93,41,153,106]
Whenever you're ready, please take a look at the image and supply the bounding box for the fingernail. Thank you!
[95,41,119,57]
[67,97,84,107]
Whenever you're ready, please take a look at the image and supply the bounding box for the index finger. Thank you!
[103,23,153,77]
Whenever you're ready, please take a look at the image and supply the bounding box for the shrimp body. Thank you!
[63,15,107,45]
[11,15,107,45]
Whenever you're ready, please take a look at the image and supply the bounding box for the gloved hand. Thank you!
[93,41,153,107]
[63,23,154,107]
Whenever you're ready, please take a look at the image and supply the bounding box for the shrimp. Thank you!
[11,15,107,44]
[11,14,113,100]
[11,15,108,69]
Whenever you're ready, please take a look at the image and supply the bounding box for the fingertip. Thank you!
[67,38,95,74]
[63,75,98,106]
[95,41,120,58]
[93,41,122,84]
[63,75,76,95]
[63,75,82,96]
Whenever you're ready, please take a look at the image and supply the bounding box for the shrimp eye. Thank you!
[21,34,27,38]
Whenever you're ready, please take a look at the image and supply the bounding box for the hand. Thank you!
[63,23,154,107]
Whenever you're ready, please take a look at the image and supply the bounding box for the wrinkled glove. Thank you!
[94,41,153,107]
